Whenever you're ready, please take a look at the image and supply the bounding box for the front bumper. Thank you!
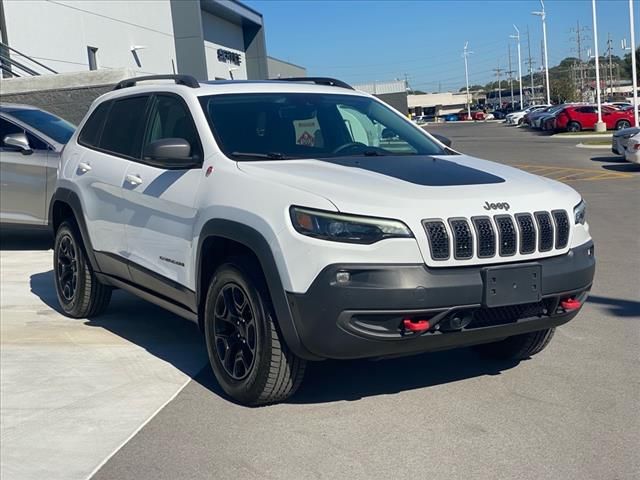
[287,241,595,360]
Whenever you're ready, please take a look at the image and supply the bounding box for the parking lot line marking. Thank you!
[84,376,193,480]
[515,164,634,182]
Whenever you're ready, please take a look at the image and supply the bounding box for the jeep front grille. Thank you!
[449,219,473,259]
[472,217,496,258]
[515,213,536,254]
[534,211,554,252]
[423,210,570,261]
[423,220,449,260]
[552,210,570,249]
[495,215,517,256]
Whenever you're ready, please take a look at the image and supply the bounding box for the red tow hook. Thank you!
[403,319,431,333]
[560,298,582,311]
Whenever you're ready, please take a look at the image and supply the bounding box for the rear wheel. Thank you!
[204,257,306,406]
[566,121,581,132]
[473,328,555,361]
[54,220,111,318]
[616,119,631,130]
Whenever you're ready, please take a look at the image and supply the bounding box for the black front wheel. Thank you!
[54,220,111,318]
[204,257,306,405]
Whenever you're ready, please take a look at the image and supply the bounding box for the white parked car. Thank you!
[624,132,640,164]
[50,75,595,405]
[506,105,550,126]
[612,127,640,156]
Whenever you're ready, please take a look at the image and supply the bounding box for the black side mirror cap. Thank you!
[432,133,452,148]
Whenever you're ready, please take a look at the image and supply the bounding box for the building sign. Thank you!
[217,49,242,66]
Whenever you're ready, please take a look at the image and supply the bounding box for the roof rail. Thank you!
[113,74,200,90]
[275,77,354,90]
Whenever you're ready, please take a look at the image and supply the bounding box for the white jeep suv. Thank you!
[51,75,595,405]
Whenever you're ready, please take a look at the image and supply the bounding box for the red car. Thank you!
[458,110,486,121]
[554,105,633,132]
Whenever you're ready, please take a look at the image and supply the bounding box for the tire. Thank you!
[616,120,631,130]
[518,118,524,126]
[473,328,555,361]
[567,121,581,132]
[54,220,111,318]
[204,257,306,406]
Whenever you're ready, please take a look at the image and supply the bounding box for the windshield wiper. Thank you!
[230,151,288,160]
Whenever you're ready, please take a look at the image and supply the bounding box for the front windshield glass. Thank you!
[9,109,76,144]
[199,93,446,160]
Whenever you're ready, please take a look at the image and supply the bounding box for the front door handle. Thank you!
[78,162,92,173]
[125,174,143,186]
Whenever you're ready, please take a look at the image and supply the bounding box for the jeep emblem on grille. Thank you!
[483,201,510,211]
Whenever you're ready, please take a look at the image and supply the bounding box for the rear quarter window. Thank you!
[78,101,110,148]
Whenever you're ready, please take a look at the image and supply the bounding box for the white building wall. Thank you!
[3,0,177,75]
[201,12,247,80]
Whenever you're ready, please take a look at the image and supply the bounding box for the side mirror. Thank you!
[3,132,32,155]
[381,128,397,140]
[432,133,452,148]
[143,138,198,168]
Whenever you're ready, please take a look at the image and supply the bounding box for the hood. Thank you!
[237,154,580,220]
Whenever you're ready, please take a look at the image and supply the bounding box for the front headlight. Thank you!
[574,199,587,225]
[290,206,413,244]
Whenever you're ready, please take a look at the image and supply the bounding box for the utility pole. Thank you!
[526,26,536,104]
[463,42,472,119]
[570,20,590,100]
[629,0,639,127]
[591,0,605,131]
[512,25,524,108]
[541,40,546,102]
[493,62,504,107]
[507,44,515,108]
[532,0,551,105]
[605,34,614,98]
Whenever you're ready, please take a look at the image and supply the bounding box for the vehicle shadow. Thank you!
[602,164,640,172]
[0,231,52,250]
[587,295,640,318]
[590,155,626,163]
[30,269,521,406]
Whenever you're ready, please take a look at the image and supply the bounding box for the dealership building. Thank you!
[0,0,305,81]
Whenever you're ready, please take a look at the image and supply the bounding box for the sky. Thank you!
[247,0,639,92]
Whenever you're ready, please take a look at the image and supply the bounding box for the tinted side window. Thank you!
[144,95,202,160]
[0,118,48,151]
[0,118,24,149]
[79,101,110,147]
[99,96,149,158]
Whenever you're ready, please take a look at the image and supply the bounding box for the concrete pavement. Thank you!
[0,248,208,480]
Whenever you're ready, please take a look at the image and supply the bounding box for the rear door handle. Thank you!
[125,174,143,186]
[78,162,91,173]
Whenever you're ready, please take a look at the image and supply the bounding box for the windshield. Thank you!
[199,93,446,160]
[9,108,76,144]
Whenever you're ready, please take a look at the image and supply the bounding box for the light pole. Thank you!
[463,41,472,119]
[532,0,551,105]
[630,0,639,127]
[511,25,524,109]
[591,0,606,131]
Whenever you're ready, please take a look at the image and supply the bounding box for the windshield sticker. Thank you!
[294,119,319,146]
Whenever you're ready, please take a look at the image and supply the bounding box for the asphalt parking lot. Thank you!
[1,122,639,480]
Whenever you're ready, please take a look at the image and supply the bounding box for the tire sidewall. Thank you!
[54,222,88,316]
[204,262,272,403]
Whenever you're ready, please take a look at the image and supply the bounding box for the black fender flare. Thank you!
[48,188,100,273]
[196,219,320,360]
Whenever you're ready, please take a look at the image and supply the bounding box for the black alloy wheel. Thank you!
[56,233,78,303]
[213,283,257,380]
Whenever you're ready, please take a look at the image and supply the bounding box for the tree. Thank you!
[622,47,640,79]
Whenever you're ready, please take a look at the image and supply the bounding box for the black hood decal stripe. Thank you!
[318,155,505,187]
